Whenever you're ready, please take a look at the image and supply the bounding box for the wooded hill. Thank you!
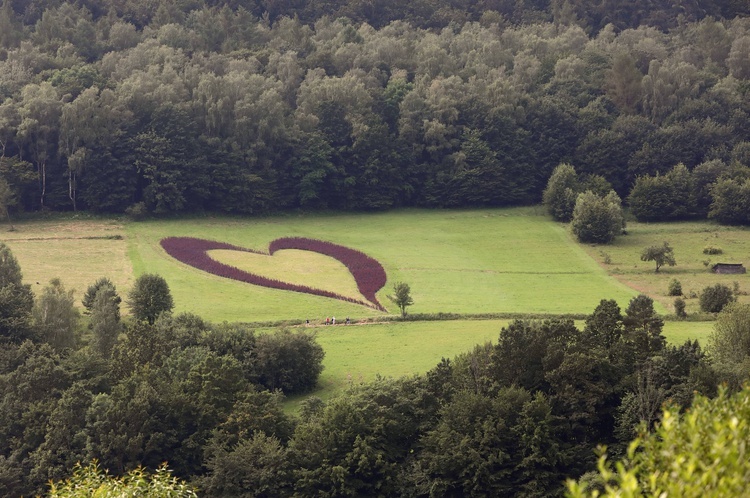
[0,0,749,218]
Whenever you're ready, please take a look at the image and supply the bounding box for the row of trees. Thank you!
[628,159,750,224]
[0,5,749,218]
[4,0,749,38]
[6,239,750,496]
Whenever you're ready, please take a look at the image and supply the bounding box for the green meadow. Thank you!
[3,207,741,404]
[581,220,750,315]
[125,206,641,322]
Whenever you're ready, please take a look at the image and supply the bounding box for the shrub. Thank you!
[674,297,687,318]
[125,201,148,221]
[667,279,682,296]
[703,245,723,255]
[699,283,735,313]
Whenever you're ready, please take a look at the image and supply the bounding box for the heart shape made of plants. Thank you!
[160,237,387,311]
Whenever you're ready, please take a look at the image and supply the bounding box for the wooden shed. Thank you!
[711,263,746,274]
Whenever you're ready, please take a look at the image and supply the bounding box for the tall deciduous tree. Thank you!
[127,273,174,325]
[0,241,34,343]
[571,190,625,244]
[32,278,79,351]
[543,163,580,222]
[89,284,121,359]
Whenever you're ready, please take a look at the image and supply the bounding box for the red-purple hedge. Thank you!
[160,236,387,311]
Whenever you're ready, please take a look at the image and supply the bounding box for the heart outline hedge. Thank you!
[160,236,387,311]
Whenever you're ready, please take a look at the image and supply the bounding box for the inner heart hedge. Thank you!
[160,236,387,311]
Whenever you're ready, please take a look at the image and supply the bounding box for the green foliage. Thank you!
[48,461,197,497]
[88,285,121,358]
[699,283,735,313]
[254,329,325,394]
[388,281,414,318]
[709,177,750,225]
[543,163,580,222]
[674,297,687,318]
[199,432,291,498]
[703,245,723,255]
[566,385,750,498]
[0,242,34,343]
[127,273,174,325]
[667,278,682,296]
[82,277,120,317]
[640,241,676,272]
[707,303,750,389]
[571,190,625,244]
[32,278,80,350]
[628,164,695,222]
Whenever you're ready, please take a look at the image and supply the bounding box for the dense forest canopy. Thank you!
[0,0,749,217]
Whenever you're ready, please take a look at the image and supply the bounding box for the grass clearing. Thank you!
[582,220,750,316]
[0,218,133,301]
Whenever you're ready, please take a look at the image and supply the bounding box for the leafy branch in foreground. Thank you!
[567,385,750,498]
[48,461,197,497]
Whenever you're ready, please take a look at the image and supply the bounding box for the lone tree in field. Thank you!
[127,273,174,324]
[640,242,676,272]
[388,282,413,318]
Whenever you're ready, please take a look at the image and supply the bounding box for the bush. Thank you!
[667,279,682,296]
[125,201,148,221]
[703,245,723,255]
[674,297,687,318]
[699,283,735,313]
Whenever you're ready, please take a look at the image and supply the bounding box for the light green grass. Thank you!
[0,218,133,301]
[127,207,641,322]
[581,220,750,316]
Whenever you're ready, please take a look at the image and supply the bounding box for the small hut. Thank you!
[711,263,746,274]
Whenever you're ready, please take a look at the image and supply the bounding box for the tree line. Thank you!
[4,238,750,496]
[0,2,749,219]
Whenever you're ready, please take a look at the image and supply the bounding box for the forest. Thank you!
[0,0,749,219]
[3,0,750,496]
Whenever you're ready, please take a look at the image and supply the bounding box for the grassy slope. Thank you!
[126,207,640,322]
[581,220,750,315]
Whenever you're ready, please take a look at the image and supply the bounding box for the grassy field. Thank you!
[0,217,132,301]
[581,220,750,315]
[125,207,640,322]
[0,208,730,408]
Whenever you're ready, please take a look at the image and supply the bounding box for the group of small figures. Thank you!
[306,317,351,325]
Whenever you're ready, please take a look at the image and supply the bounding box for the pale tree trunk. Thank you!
[68,169,77,211]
